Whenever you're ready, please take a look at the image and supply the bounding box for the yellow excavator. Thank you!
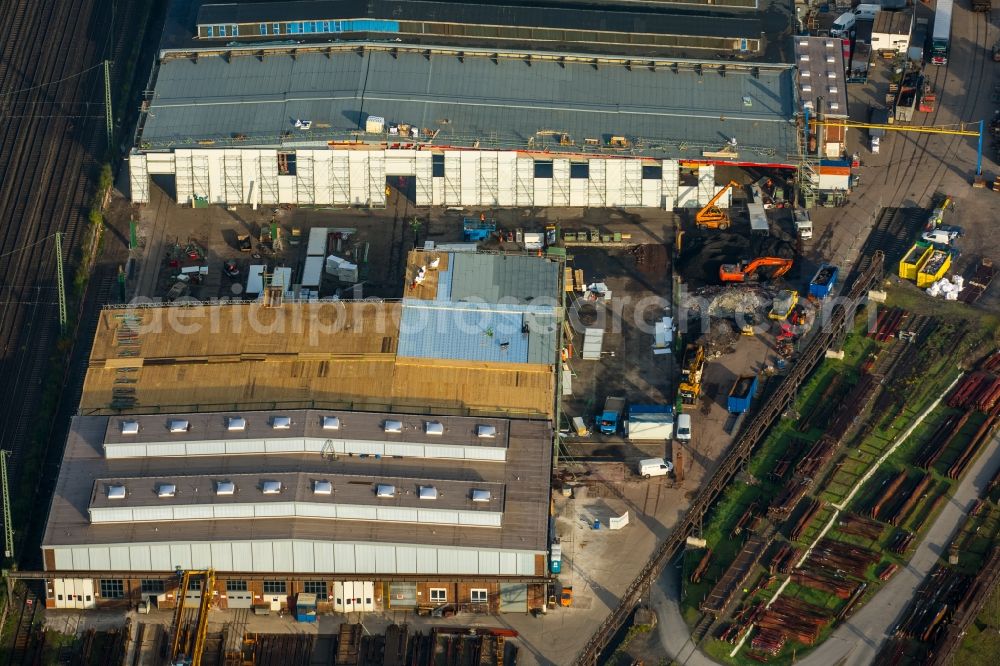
[695,180,743,230]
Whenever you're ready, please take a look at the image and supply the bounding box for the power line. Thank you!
[0,234,55,260]
[0,63,104,100]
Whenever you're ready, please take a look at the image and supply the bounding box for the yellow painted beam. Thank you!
[813,121,979,137]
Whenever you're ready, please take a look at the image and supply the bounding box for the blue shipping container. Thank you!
[727,375,759,414]
[809,264,839,299]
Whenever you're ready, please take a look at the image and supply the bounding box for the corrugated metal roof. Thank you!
[397,301,557,364]
[140,47,798,160]
[447,253,559,303]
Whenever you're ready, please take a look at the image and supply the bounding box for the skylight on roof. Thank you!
[157,484,176,498]
[216,481,235,496]
[120,420,139,435]
[322,416,341,430]
[425,421,444,436]
[471,489,491,503]
[376,484,396,498]
[476,425,496,439]
[271,416,291,429]
[383,420,403,434]
[262,480,282,495]
[168,419,190,433]
[419,485,439,500]
[108,485,126,500]
[313,480,333,495]
[227,417,246,432]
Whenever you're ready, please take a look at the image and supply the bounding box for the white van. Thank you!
[637,458,674,478]
[831,12,856,37]
[676,413,692,441]
[854,4,881,20]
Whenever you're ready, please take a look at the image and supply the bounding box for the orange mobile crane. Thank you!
[695,180,743,230]
[719,257,793,282]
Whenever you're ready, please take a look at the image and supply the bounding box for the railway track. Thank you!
[0,0,146,560]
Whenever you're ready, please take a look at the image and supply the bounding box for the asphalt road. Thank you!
[652,431,1000,665]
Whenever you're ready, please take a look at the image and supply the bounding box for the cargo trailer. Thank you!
[626,405,674,440]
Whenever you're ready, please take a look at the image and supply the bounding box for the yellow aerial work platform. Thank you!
[899,243,933,281]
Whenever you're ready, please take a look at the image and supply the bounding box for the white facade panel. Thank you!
[298,503,338,519]
[368,152,386,207]
[232,542,254,570]
[459,511,503,527]
[420,509,458,524]
[334,543,356,572]
[72,548,91,570]
[331,152,350,205]
[569,174,589,206]
[225,439,263,454]
[588,159,606,205]
[378,507,420,523]
[697,165,716,206]
[497,152,517,206]
[109,546,130,570]
[252,503,294,518]
[192,152,212,201]
[293,541,315,572]
[103,443,147,458]
[145,152,175,175]
[174,150,194,204]
[444,153,461,205]
[54,549,73,570]
[173,505,214,520]
[88,547,111,571]
[552,159,570,206]
[533,177,553,207]
[211,542,233,571]
[314,542,336,570]
[131,506,174,521]
[605,159,624,206]
[395,546,417,574]
[354,544,376,573]
[423,444,466,459]
[272,541,294,571]
[517,553,535,575]
[438,549,459,573]
[143,442,186,457]
[622,160,643,206]
[259,149,279,205]
[277,174,297,202]
[515,158,533,206]
[337,505,378,520]
[313,151,333,205]
[129,154,150,204]
[383,442,420,457]
[149,545,172,570]
[479,551,501,575]
[479,151,499,206]
[432,176,445,206]
[264,438,305,453]
[662,159,679,209]
[170,544,193,570]
[90,507,134,523]
[347,440,384,455]
[191,543,213,568]
[641,178,661,208]
[348,152,369,205]
[460,151,480,206]
[414,152,432,205]
[416,547,438,574]
[374,545,396,573]
[251,541,273,571]
[384,150,416,176]
[499,551,518,575]
[222,149,245,204]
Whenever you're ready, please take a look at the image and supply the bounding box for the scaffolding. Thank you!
[223,151,243,204]
[191,153,211,200]
[444,152,461,205]
[553,159,570,206]
[515,157,533,206]
[331,154,350,205]
[175,151,194,204]
[129,153,150,204]
[368,151,386,207]
[480,151,499,206]
[623,159,642,206]
[296,151,315,205]
[589,159,606,205]
[258,153,278,204]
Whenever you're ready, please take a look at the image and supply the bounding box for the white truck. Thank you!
[793,210,813,240]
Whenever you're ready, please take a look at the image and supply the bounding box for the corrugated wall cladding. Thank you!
[50,540,540,575]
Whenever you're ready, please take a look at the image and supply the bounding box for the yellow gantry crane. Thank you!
[170,569,216,666]
[812,119,986,178]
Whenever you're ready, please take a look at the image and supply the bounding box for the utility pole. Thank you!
[1,451,13,563]
[104,59,113,151]
[55,231,67,332]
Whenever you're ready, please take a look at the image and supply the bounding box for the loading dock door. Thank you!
[226,587,253,609]
[388,582,417,608]
[184,583,203,609]
[499,584,527,613]
[335,581,375,613]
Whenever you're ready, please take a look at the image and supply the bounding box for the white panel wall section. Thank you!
[414,152,432,206]
[88,547,110,571]
[242,151,260,206]
[50,542,543,575]
[293,541,314,572]
[443,153,461,205]
[459,151,480,206]
[663,159,679,209]
[258,150,279,205]
[368,151,386,207]
[312,152,333,205]
[222,149,244,204]
[479,151,499,206]
[569,173,588,207]
[497,152,517,206]
[144,152,175,175]
[277,175,297,202]
[348,152,369,205]
[515,158,533,206]
[432,177,445,206]
[622,160,643,207]
[697,165,716,207]
[192,152,212,202]
[129,154,150,204]
[384,150,416,176]
[533,177,552,207]
[588,159,606,205]
[552,159,570,206]
[331,152,350,205]
[295,150,315,205]
[604,159,624,207]
[642,178,661,207]
[174,150,194,204]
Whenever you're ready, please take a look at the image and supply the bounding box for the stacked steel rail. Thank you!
[573,251,885,665]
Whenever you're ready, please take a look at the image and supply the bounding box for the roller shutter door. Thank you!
[498,584,527,613]
[388,582,417,608]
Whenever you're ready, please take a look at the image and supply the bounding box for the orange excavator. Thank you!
[695,180,743,230]
[720,257,793,282]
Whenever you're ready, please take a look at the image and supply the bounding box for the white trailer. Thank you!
[307,227,328,256]
[626,406,674,440]
[871,10,914,55]
[246,265,265,295]
[302,256,324,288]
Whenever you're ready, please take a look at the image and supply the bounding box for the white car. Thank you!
[870,136,880,154]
